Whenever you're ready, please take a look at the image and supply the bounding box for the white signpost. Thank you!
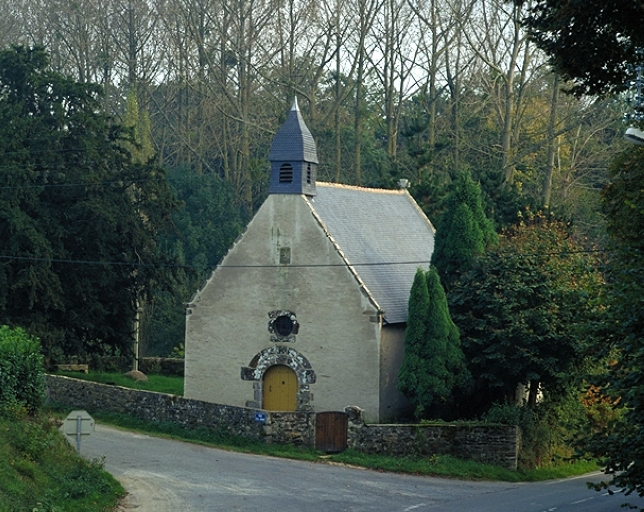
[62,410,95,453]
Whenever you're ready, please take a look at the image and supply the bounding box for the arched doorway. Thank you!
[263,365,298,411]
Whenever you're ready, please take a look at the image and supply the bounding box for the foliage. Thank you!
[520,0,643,96]
[121,87,155,165]
[0,325,45,412]
[398,269,430,416]
[0,46,179,361]
[487,388,591,470]
[143,167,245,356]
[170,343,185,358]
[399,268,470,419]
[581,147,644,499]
[450,211,604,417]
[431,171,497,288]
[0,408,123,511]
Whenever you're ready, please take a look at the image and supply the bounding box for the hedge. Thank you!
[0,326,45,412]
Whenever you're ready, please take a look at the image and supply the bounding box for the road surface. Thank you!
[80,424,644,511]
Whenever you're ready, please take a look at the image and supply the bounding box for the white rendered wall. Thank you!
[184,194,383,422]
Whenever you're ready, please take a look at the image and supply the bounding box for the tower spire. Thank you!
[268,97,318,196]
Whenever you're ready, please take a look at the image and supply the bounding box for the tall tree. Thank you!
[450,213,603,416]
[519,0,643,97]
[431,171,496,287]
[145,166,245,356]
[464,0,535,185]
[399,267,468,419]
[518,0,644,497]
[584,148,644,499]
[0,46,178,361]
[398,269,430,417]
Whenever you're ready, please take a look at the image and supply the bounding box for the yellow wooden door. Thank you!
[263,365,297,411]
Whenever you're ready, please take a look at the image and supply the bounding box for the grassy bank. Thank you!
[0,409,123,512]
[56,370,183,395]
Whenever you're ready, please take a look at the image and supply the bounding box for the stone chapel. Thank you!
[183,99,435,422]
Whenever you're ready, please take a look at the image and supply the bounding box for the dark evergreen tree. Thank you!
[431,171,496,288]
[519,0,643,97]
[398,269,430,416]
[583,148,644,499]
[425,267,471,412]
[399,267,469,419]
[144,167,245,356]
[0,46,178,361]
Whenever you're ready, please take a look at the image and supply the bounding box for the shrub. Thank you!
[0,325,45,412]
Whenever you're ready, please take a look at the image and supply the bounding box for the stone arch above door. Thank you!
[241,346,316,410]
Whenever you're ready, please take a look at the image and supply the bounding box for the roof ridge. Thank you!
[316,182,405,194]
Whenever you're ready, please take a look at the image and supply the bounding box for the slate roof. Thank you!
[306,182,435,324]
[269,98,319,164]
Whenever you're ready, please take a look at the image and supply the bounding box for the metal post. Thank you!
[76,415,82,452]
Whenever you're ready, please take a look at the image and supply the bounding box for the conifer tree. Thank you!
[431,172,496,288]
[426,267,470,402]
[398,269,429,414]
[399,267,469,419]
[0,46,178,359]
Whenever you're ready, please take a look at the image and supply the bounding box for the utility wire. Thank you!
[0,249,617,270]
[0,254,431,269]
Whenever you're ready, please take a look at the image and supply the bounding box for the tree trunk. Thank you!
[542,73,560,208]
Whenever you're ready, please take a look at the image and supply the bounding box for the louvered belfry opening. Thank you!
[279,163,293,183]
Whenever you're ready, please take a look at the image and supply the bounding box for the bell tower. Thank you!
[268,98,318,196]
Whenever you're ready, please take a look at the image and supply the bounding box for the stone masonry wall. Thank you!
[46,375,313,446]
[46,376,518,470]
[344,406,519,470]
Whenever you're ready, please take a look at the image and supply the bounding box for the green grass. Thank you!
[326,450,600,482]
[82,408,599,483]
[57,371,184,395]
[0,408,123,512]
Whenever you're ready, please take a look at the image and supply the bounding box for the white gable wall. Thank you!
[379,323,413,421]
[184,194,383,422]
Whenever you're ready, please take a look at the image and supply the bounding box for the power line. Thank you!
[0,254,188,269]
[0,177,168,190]
[0,253,431,269]
[0,248,621,270]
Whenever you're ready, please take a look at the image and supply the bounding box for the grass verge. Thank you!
[0,408,123,512]
[73,407,599,483]
[56,371,183,395]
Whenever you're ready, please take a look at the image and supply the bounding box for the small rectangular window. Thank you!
[279,247,291,264]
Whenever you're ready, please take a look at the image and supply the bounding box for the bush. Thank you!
[483,393,589,470]
[0,325,45,412]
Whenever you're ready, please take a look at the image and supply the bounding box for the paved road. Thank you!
[80,424,644,511]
